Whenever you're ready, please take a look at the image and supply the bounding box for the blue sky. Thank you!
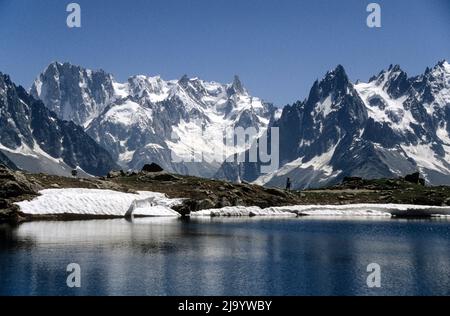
[0,0,449,106]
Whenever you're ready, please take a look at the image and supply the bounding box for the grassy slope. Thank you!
[31,172,450,207]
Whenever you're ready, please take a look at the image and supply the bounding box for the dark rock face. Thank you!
[30,62,117,127]
[29,100,118,176]
[141,163,164,173]
[217,61,450,189]
[172,200,200,216]
[218,65,372,188]
[107,170,125,178]
[0,72,118,176]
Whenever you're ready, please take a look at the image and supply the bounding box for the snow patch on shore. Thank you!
[192,206,297,217]
[192,204,450,217]
[15,189,183,217]
[15,190,450,219]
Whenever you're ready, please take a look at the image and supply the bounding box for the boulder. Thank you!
[107,170,125,178]
[198,199,216,209]
[404,172,425,186]
[0,167,40,198]
[0,206,21,222]
[141,163,164,173]
[232,197,244,206]
[343,176,363,183]
[0,198,9,209]
[152,173,179,181]
[173,199,199,216]
[217,197,232,208]
[0,166,41,222]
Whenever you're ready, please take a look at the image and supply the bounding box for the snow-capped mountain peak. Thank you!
[32,63,276,177]
[423,60,450,108]
[31,62,118,127]
[228,75,246,95]
[226,61,450,189]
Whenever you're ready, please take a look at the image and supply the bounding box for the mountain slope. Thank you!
[0,72,117,176]
[0,151,17,170]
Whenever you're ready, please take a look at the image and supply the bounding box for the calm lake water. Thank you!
[0,217,449,296]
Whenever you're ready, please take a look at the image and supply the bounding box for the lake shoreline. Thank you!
[2,165,450,223]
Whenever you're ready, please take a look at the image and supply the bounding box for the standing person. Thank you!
[286,177,292,191]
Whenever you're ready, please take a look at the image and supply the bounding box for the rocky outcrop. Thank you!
[404,172,426,186]
[141,163,164,173]
[0,165,41,221]
[0,166,40,198]
[107,170,126,178]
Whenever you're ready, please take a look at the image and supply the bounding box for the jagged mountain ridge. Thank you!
[32,62,278,177]
[29,61,450,187]
[30,63,117,128]
[0,72,118,176]
[218,61,450,188]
